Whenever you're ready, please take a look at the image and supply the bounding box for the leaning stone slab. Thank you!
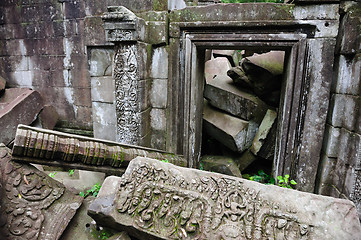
[0,88,44,145]
[0,144,83,240]
[204,57,231,83]
[12,125,186,175]
[89,157,361,240]
[203,101,256,153]
[204,75,268,121]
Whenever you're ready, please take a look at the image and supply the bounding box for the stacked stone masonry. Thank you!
[1,0,361,219]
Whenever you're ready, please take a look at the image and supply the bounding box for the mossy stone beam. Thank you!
[11,125,186,175]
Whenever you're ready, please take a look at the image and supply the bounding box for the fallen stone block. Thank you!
[0,144,83,240]
[212,49,236,66]
[250,109,277,157]
[203,101,256,153]
[12,125,187,175]
[0,75,6,95]
[89,157,361,240]
[246,51,285,76]
[0,88,44,145]
[200,155,242,178]
[236,149,258,172]
[32,105,59,130]
[204,74,268,121]
[204,57,231,83]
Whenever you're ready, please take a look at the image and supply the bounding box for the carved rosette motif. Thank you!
[0,145,65,240]
[113,44,140,145]
[107,30,133,41]
[115,160,312,240]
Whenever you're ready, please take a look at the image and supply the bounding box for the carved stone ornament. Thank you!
[89,157,361,240]
[0,144,83,240]
[11,125,186,171]
[113,44,140,145]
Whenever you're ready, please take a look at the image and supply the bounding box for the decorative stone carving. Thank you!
[89,157,361,240]
[0,144,82,240]
[113,44,140,145]
[11,125,186,174]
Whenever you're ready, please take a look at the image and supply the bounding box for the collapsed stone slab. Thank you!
[0,88,44,145]
[203,101,256,153]
[204,57,231,83]
[204,75,268,121]
[89,157,361,240]
[0,144,83,240]
[12,125,186,175]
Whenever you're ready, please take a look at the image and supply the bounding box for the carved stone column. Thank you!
[103,7,147,145]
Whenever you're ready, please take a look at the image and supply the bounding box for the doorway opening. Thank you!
[200,48,286,178]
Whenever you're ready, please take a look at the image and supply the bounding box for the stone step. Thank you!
[204,74,268,121]
[88,157,361,240]
[203,100,256,153]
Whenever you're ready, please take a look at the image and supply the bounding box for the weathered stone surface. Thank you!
[212,50,236,66]
[250,109,277,156]
[150,47,168,79]
[92,101,117,141]
[0,144,83,240]
[246,51,285,76]
[0,75,6,94]
[204,75,268,121]
[32,105,59,130]
[89,49,114,77]
[315,154,338,197]
[89,157,361,240]
[200,155,242,178]
[204,57,231,83]
[203,101,253,153]
[237,149,258,172]
[12,125,187,174]
[321,124,341,158]
[0,88,44,145]
[150,79,168,108]
[108,231,132,240]
[91,76,115,103]
[333,54,361,95]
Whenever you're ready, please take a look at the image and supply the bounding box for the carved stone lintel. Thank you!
[89,157,361,240]
[0,144,82,240]
[11,125,186,173]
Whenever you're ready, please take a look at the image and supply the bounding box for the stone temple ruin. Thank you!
[0,0,361,239]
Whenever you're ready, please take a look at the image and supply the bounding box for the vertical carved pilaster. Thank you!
[113,44,139,144]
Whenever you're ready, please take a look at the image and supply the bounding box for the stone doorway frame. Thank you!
[168,24,335,192]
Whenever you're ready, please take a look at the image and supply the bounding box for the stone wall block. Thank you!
[150,79,167,108]
[137,42,150,80]
[145,21,167,45]
[334,54,361,95]
[150,46,168,79]
[93,121,117,141]
[84,16,108,46]
[336,5,361,55]
[150,108,167,131]
[150,130,166,150]
[322,124,341,158]
[91,76,115,103]
[139,108,151,139]
[92,102,117,126]
[316,154,338,196]
[89,49,114,77]
[328,93,360,132]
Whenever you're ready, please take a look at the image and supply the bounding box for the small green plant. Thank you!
[243,170,297,189]
[48,171,57,178]
[277,174,297,189]
[68,169,75,176]
[161,159,169,163]
[80,183,101,198]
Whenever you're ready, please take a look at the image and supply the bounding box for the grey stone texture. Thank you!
[150,79,168,108]
[204,75,268,121]
[32,104,59,130]
[204,57,231,83]
[91,76,115,104]
[89,49,114,77]
[200,155,242,178]
[0,75,6,94]
[89,157,361,240]
[0,144,83,240]
[0,88,44,145]
[203,101,253,153]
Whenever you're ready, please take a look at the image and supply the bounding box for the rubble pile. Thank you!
[201,50,285,172]
[0,76,59,146]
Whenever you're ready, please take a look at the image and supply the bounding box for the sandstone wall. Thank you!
[0,0,167,133]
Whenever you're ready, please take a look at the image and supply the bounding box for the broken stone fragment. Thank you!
[0,88,44,145]
[0,144,83,240]
[204,74,268,121]
[212,49,236,66]
[246,51,285,76]
[200,155,242,178]
[250,109,277,156]
[203,100,255,153]
[0,76,6,95]
[236,149,258,172]
[88,157,361,240]
[204,57,231,83]
[31,105,59,130]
